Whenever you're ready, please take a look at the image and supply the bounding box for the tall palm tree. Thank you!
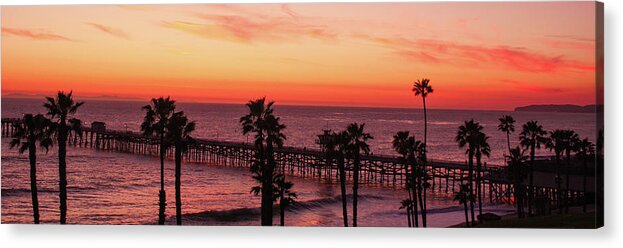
[453,184,474,227]
[240,97,286,226]
[274,174,297,226]
[474,132,491,223]
[393,131,418,227]
[9,114,53,224]
[575,138,595,213]
[412,78,433,222]
[519,121,548,216]
[455,119,482,226]
[546,130,567,213]
[343,123,373,227]
[44,91,83,224]
[166,111,195,225]
[506,147,528,218]
[141,97,176,225]
[498,115,516,152]
[322,130,349,227]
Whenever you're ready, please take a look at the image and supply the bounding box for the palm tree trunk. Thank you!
[506,132,511,152]
[528,144,535,217]
[406,187,414,227]
[175,146,182,225]
[158,134,166,225]
[556,154,562,214]
[411,162,419,227]
[582,158,587,213]
[261,144,274,226]
[468,152,475,225]
[565,151,571,214]
[406,207,412,227]
[352,156,359,227]
[58,126,68,224]
[338,157,348,227]
[476,155,483,223]
[463,201,469,227]
[28,143,40,224]
[280,195,285,226]
[421,97,428,227]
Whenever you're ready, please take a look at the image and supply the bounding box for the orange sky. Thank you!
[1,2,599,110]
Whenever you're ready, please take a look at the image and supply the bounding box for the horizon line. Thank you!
[1,93,599,113]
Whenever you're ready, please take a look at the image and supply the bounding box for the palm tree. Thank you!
[141,97,176,225]
[545,129,579,213]
[454,184,474,227]
[322,130,349,227]
[9,114,53,224]
[519,121,548,216]
[575,138,595,213]
[166,111,195,225]
[474,132,490,223]
[274,174,297,226]
[240,97,286,226]
[412,78,433,224]
[343,123,373,227]
[455,119,482,226]
[393,131,418,227]
[44,91,83,224]
[506,147,528,218]
[498,115,516,152]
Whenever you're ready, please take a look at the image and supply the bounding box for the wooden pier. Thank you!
[2,118,591,211]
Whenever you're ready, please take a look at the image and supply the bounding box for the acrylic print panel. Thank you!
[0,1,604,228]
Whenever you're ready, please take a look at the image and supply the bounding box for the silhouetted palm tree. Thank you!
[274,174,297,226]
[455,119,482,226]
[546,130,566,213]
[575,138,595,213]
[322,130,349,227]
[44,91,83,224]
[9,114,53,224]
[506,147,528,218]
[240,97,286,226]
[498,115,516,152]
[141,97,176,225]
[166,111,195,225]
[412,78,433,226]
[519,121,548,216]
[393,131,418,227]
[454,184,474,227]
[474,132,490,223]
[343,123,373,227]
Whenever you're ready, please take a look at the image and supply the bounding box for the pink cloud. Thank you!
[86,23,130,39]
[162,9,335,43]
[2,27,74,41]
[355,34,595,74]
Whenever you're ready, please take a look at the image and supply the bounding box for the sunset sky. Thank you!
[1,2,599,110]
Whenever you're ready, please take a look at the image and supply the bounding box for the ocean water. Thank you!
[1,97,596,226]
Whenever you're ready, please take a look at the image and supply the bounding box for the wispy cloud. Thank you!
[2,27,74,41]
[86,23,130,39]
[161,7,335,43]
[355,34,594,73]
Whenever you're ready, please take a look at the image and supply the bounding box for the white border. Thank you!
[0,0,620,247]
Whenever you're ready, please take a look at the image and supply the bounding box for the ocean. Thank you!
[1,97,596,226]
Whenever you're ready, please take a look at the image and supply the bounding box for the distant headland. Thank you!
[514,104,603,113]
